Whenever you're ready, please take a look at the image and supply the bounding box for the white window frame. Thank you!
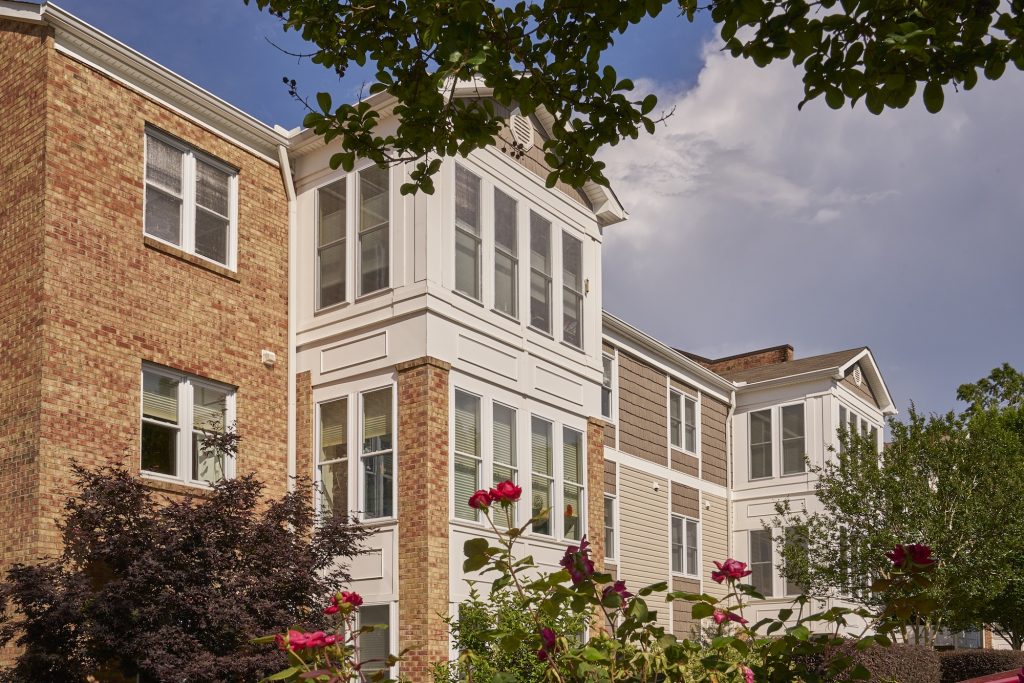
[561,231,584,350]
[140,363,236,488]
[492,187,519,320]
[143,128,238,270]
[748,408,774,480]
[669,389,699,455]
[453,389,483,522]
[604,493,618,562]
[454,164,483,301]
[561,426,586,542]
[670,514,700,578]
[314,397,350,519]
[312,163,393,311]
[358,385,396,521]
[601,351,617,422]
[529,211,554,336]
[749,528,775,597]
[780,401,807,476]
[356,602,395,677]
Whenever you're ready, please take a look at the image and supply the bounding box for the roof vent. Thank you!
[853,366,863,386]
[509,111,535,152]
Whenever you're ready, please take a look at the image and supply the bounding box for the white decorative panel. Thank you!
[457,333,519,381]
[320,331,388,374]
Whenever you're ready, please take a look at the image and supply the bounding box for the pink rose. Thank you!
[886,543,935,568]
[743,666,755,683]
[712,559,752,583]
[324,595,339,615]
[469,489,492,510]
[536,627,557,661]
[712,609,748,625]
[1016,667,1023,683]
[489,480,522,504]
[340,590,363,608]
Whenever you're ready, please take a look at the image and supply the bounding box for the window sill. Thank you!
[140,472,217,497]
[354,286,394,304]
[452,288,486,308]
[143,235,240,282]
[491,308,521,325]
[671,572,701,580]
[560,340,585,354]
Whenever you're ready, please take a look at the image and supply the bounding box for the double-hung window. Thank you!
[141,365,234,486]
[492,403,518,525]
[562,427,584,540]
[454,165,482,300]
[604,495,617,561]
[453,390,482,521]
[601,354,615,420]
[318,398,348,517]
[144,130,237,268]
[531,417,554,535]
[671,515,699,576]
[784,526,809,596]
[493,189,519,318]
[781,404,806,475]
[562,233,584,348]
[529,212,553,334]
[670,391,697,453]
[749,529,774,597]
[358,165,390,296]
[316,178,347,308]
[360,388,394,519]
[357,604,392,674]
[749,409,773,479]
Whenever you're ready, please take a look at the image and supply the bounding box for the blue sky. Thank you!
[59,1,1024,420]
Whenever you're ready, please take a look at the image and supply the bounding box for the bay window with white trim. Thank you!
[454,165,482,300]
[493,189,519,319]
[529,212,553,334]
[561,232,584,348]
[492,403,518,525]
[360,387,394,519]
[670,515,699,577]
[669,390,698,454]
[562,427,584,540]
[317,398,348,517]
[144,129,237,268]
[530,416,554,536]
[141,364,235,486]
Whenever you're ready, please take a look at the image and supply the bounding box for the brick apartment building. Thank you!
[0,3,901,680]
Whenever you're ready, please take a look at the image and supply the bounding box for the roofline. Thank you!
[836,347,898,415]
[679,343,794,366]
[1,2,292,163]
[602,311,735,395]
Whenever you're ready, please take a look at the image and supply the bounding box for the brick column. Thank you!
[396,357,451,682]
[587,417,606,571]
[295,370,313,480]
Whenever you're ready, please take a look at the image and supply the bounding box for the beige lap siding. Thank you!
[618,465,670,628]
[701,493,729,599]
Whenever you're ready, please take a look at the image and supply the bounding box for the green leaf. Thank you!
[264,667,301,681]
[638,581,668,596]
[641,94,657,115]
[691,602,716,620]
[825,87,844,109]
[789,625,811,640]
[923,81,944,113]
[316,92,332,114]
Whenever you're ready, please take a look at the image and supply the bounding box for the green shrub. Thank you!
[939,649,1024,683]
[811,640,941,683]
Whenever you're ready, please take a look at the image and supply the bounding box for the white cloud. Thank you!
[600,44,1024,415]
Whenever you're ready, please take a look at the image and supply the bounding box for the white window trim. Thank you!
[560,425,587,543]
[561,230,585,350]
[356,601,396,677]
[668,388,700,457]
[313,396,352,520]
[140,363,236,488]
[312,162,394,312]
[779,400,808,477]
[143,127,238,271]
[601,350,617,423]
[603,493,618,563]
[314,383,397,523]
[670,513,700,579]
[748,408,775,481]
[453,164,483,302]
[492,187,520,321]
[749,528,775,598]
[453,388,484,522]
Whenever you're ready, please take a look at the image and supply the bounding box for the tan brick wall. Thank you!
[0,32,291,571]
[296,371,313,479]
[396,357,451,682]
[699,345,793,375]
[701,394,728,486]
[587,418,606,571]
[617,351,668,466]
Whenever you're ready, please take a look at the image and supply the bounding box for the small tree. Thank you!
[0,444,372,682]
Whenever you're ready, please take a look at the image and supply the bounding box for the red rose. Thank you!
[712,609,748,625]
[712,559,752,583]
[601,580,633,606]
[743,666,755,683]
[906,543,934,566]
[489,480,522,505]
[340,590,363,607]
[536,627,557,661]
[469,489,493,510]
[559,535,595,584]
[885,544,907,567]
[324,595,339,615]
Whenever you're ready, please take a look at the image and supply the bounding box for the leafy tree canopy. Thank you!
[246,0,1024,192]
[0,465,371,682]
[776,364,1024,648]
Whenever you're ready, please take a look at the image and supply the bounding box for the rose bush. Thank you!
[263,482,937,683]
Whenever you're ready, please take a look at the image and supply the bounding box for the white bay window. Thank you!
[360,387,394,519]
[529,212,553,334]
[454,165,482,300]
[561,232,584,348]
[454,390,482,521]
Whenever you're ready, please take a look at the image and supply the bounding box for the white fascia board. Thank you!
[39,3,289,163]
[0,1,44,23]
[601,312,734,402]
[604,446,728,499]
[837,348,897,416]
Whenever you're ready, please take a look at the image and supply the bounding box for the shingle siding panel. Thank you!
[617,352,668,466]
[701,394,728,486]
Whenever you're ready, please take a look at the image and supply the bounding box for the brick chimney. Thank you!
[681,345,794,375]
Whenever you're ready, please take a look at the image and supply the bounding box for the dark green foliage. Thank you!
[244,0,1024,192]
[0,465,371,683]
[810,640,941,683]
[939,649,1024,683]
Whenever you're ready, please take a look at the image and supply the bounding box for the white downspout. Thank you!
[726,388,736,559]
[279,144,297,490]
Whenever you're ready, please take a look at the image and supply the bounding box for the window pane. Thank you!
[604,496,615,559]
[750,529,774,596]
[564,484,582,540]
[318,178,347,246]
[362,389,392,453]
[193,384,228,432]
[671,517,684,573]
[362,453,393,519]
[531,475,551,536]
[192,431,225,484]
[782,404,806,475]
[530,212,551,332]
[455,228,480,299]
[195,160,229,216]
[146,135,182,194]
[454,391,480,457]
[143,372,178,423]
[530,212,551,273]
[669,392,682,448]
[563,428,582,484]
[563,290,583,348]
[319,460,348,517]
[531,417,552,477]
[838,405,848,453]
[686,519,699,576]
[320,399,348,463]
[144,186,182,245]
[684,397,697,452]
[785,527,808,596]
[359,166,389,295]
[493,404,517,469]
[494,190,517,253]
[750,410,772,479]
[454,454,480,521]
[494,251,517,318]
[529,270,551,333]
[602,355,614,419]
[562,233,583,347]
[142,422,177,476]
[455,165,481,235]
[562,233,582,290]
[359,605,390,672]
[195,209,229,264]
[318,241,346,308]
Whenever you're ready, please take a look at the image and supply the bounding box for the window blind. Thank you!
[455,166,480,234]
[562,428,582,484]
[143,372,178,423]
[359,605,390,671]
[493,404,516,470]
[362,389,392,452]
[320,399,347,462]
[192,385,227,431]
[531,418,552,476]
[453,392,480,456]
